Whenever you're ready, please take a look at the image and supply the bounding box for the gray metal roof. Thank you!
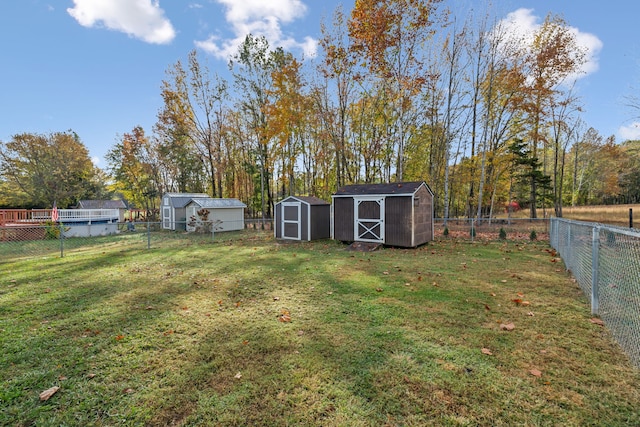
[163,193,209,208]
[188,198,247,209]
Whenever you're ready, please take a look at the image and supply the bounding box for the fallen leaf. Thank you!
[527,312,535,316]
[278,309,291,322]
[382,271,389,275]
[501,279,507,283]
[521,301,530,306]
[376,288,383,292]
[273,296,280,301]
[481,348,493,355]
[242,340,249,345]
[490,293,496,297]
[590,318,605,326]
[484,304,491,311]
[500,323,515,331]
[86,373,96,379]
[234,372,242,379]
[39,386,60,401]
[115,335,125,341]
[123,388,134,394]
[512,298,523,305]
[58,376,67,381]
[529,369,542,377]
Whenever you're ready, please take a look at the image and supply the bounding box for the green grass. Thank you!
[1,232,640,426]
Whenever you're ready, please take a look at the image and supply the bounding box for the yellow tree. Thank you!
[264,52,306,197]
[106,127,159,212]
[523,13,586,217]
[348,0,448,181]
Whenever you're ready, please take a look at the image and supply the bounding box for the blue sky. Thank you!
[1,0,639,168]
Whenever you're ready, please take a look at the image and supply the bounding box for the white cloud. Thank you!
[497,8,602,82]
[67,0,176,45]
[619,122,640,141]
[91,156,101,166]
[195,0,317,60]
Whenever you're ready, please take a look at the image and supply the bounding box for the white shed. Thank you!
[185,198,246,232]
[161,193,209,230]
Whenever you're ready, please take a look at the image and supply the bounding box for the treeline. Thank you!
[2,1,640,217]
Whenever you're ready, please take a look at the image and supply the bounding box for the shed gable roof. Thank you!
[163,193,209,208]
[279,196,329,206]
[334,181,431,197]
[188,198,247,209]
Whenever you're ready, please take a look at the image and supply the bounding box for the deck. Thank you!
[0,209,120,226]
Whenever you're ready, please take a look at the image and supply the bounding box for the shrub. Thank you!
[499,227,507,240]
[529,230,537,241]
[443,226,449,237]
[44,221,61,240]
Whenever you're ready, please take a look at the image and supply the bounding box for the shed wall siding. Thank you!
[413,186,433,245]
[333,197,354,241]
[275,203,282,238]
[384,196,412,247]
[301,203,309,241]
[310,205,331,240]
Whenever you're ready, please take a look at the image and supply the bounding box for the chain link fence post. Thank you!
[59,223,64,257]
[147,221,151,249]
[591,226,600,315]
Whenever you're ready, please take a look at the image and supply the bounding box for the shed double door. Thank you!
[281,202,301,240]
[354,197,385,243]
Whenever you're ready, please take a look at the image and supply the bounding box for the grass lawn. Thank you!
[1,232,640,426]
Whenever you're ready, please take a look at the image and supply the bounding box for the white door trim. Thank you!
[354,197,385,243]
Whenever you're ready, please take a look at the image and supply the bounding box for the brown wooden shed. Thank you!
[331,181,434,248]
[274,196,331,241]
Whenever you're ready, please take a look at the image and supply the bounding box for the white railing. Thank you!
[31,209,120,222]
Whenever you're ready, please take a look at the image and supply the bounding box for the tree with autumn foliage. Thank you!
[520,13,587,217]
[264,51,307,197]
[106,126,160,213]
[230,35,281,218]
[158,50,230,197]
[0,131,105,208]
[348,0,448,181]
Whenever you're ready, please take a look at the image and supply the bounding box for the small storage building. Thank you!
[274,196,331,241]
[332,181,434,248]
[161,193,209,230]
[185,198,246,232]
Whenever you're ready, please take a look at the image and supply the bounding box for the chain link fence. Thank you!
[0,220,273,263]
[550,217,640,367]
[2,216,552,264]
[435,218,549,241]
